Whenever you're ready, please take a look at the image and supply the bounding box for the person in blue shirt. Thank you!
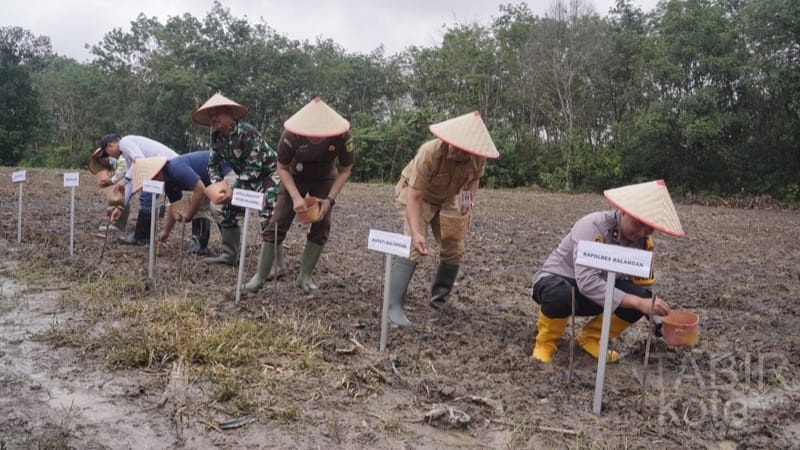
[153,151,232,255]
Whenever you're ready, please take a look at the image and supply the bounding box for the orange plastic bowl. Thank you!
[662,311,699,347]
[294,196,321,224]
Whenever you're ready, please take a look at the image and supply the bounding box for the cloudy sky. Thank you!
[4,0,659,61]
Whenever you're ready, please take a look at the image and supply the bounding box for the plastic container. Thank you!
[295,196,321,224]
[205,181,231,205]
[661,311,699,347]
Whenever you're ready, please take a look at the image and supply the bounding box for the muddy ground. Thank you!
[0,167,798,449]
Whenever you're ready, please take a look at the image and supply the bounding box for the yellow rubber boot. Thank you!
[576,314,633,363]
[531,312,569,363]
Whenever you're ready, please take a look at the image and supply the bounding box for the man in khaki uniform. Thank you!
[389,111,500,326]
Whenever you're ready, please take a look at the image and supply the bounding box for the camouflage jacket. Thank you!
[208,121,278,192]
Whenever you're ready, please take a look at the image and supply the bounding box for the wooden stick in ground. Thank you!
[273,221,279,299]
[99,214,112,264]
[567,286,576,395]
[640,292,657,413]
[177,220,186,281]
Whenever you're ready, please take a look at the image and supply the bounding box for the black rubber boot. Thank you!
[117,210,151,245]
[187,218,211,256]
[429,262,459,309]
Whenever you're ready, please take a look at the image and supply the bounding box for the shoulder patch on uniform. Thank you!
[346,139,354,153]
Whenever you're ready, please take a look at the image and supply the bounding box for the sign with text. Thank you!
[143,180,165,195]
[368,229,411,258]
[63,172,79,187]
[12,170,26,183]
[575,240,653,279]
[232,188,264,210]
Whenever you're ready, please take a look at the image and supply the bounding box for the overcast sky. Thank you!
[4,0,659,61]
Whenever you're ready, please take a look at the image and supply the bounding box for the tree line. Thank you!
[1,0,798,202]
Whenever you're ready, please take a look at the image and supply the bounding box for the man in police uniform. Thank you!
[192,93,280,265]
[245,97,354,293]
[530,180,684,363]
[388,111,500,326]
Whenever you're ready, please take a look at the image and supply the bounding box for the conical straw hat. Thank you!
[132,157,168,194]
[87,147,112,174]
[192,93,248,126]
[429,111,499,159]
[284,97,350,138]
[604,179,684,237]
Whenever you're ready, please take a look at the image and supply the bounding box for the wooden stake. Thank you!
[177,221,186,281]
[99,214,112,264]
[567,286,576,396]
[640,292,657,413]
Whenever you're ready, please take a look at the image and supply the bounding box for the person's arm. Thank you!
[157,210,177,245]
[181,180,206,222]
[276,162,304,210]
[406,187,430,256]
[620,293,671,316]
[319,164,352,217]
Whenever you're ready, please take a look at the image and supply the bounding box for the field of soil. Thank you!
[1,167,798,449]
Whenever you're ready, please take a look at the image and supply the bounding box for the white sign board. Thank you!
[12,170,26,183]
[575,240,653,279]
[368,229,411,258]
[63,172,80,187]
[143,180,165,194]
[232,188,264,210]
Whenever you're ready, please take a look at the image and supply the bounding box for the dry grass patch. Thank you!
[42,276,333,415]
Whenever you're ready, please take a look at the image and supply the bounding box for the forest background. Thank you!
[1,0,798,203]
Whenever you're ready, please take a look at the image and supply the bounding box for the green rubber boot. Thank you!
[388,258,417,326]
[204,226,240,266]
[297,241,324,291]
[245,242,276,293]
[266,243,286,280]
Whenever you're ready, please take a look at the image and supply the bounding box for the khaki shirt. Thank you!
[533,210,650,310]
[399,139,485,206]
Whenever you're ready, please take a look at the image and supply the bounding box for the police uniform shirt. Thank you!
[532,209,648,309]
[277,130,355,179]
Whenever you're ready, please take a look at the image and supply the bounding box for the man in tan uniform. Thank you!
[389,111,500,326]
[531,180,684,363]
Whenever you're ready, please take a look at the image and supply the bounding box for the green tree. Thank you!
[0,27,52,165]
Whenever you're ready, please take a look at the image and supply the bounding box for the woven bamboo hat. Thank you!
[132,157,168,194]
[284,97,350,138]
[192,93,248,126]
[429,111,499,159]
[87,148,112,174]
[604,179,684,237]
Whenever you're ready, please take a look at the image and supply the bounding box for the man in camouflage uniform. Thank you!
[192,93,280,265]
